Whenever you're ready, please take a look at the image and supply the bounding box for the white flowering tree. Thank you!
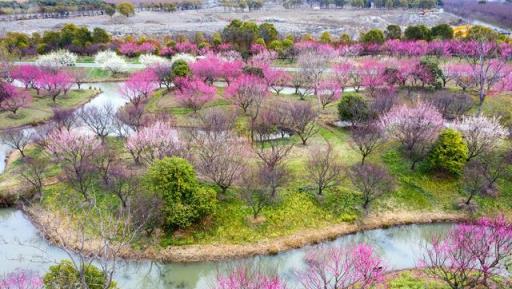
[171,53,197,64]
[139,54,170,67]
[95,50,128,74]
[36,50,77,69]
[451,115,508,160]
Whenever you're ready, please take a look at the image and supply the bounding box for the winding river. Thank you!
[0,80,453,288]
[0,208,452,289]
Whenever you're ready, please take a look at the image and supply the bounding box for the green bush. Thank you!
[360,29,385,44]
[172,60,191,78]
[431,24,454,40]
[43,260,117,289]
[143,157,217,232]
[337,93,369,125]
[404,25,432,41]
[427,129,468,175]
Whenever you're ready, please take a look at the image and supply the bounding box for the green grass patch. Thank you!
[0,88,100,129]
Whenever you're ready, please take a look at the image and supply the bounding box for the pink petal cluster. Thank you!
[176,77,216,112]
[225,74,268,112]
[119,41,158,57]
[299,244,384,289]
[120,69,158,107]
[0,270,43,289]
[214,266,286,289]
[10,65,42,89]
[126,121,179,165]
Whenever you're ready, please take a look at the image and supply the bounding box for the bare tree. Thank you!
[39,202,148,289]
[252,112,294,198]
[0,127,33,157]
[461,151,511,208]
[430,92,473,120]
[240,166,275,219]
[286,101,319,145]
[296,50,331,97]
[68,68,88,90]
[102,165,138,209]
[19,156,48,201]
[79,103,115,142]
[52,107,78,131]
[115,103,146,133]
[351,123,384,165]
[349,163,394,214]
[307,143,344,195]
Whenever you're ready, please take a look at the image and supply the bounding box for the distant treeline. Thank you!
[283,0,440,9]
[0,0,201,16]
[444,0,512,29]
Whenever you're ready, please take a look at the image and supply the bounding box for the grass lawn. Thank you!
[0,88,100,129]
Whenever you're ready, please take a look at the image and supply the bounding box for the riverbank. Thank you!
[0,88,102,130]
[25,206,467,263]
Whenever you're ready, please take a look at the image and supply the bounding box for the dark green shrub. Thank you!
[337,93,369,125]
[143,157,217,232]
[360,29,385,44]
[427,129,468,175]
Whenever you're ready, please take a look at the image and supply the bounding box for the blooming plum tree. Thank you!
[380,102,444,169]
[176,78,216,112]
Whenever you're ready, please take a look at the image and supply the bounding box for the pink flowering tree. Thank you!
[262,67,290,95]
[450,115,507,160]
[120,69,158,108]
[422,215,512,289]
[46,129,101,201]
[443,63,475,91]
[190,53,224,84]
[357,59,387,98]
[10,64,42,89]
[0,83,32,114]
[176,78,216,112]
[297,244,385,289]
[316,80,341,109]
[333,62,353,91]
[462,41,512,111]
[213,266,286,289]
[220,60,243,84]
[0,270,43,289]
[380,102,444,169]
[126,121,180,166]
[225,74,268,113]
[35,71,73,102]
